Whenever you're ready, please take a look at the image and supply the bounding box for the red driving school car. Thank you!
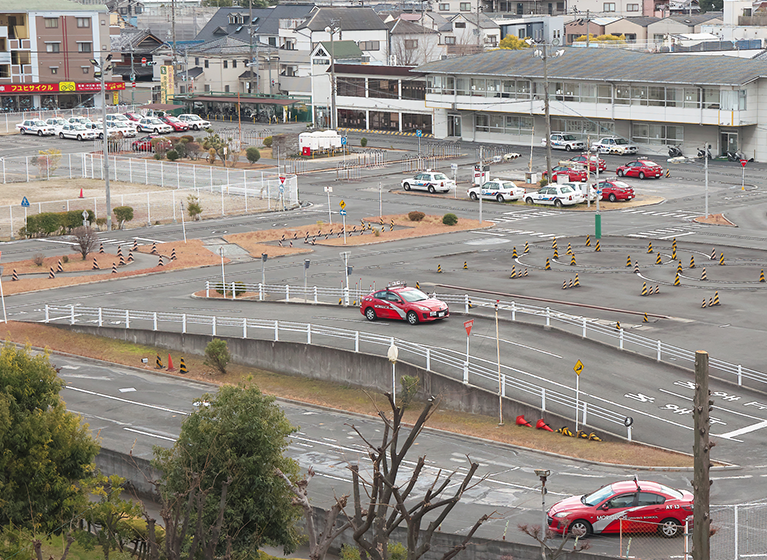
[547,479,693,538]
[360,283,449,325]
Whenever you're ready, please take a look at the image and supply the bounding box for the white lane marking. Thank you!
[717,421,767,440]
[60,374,111,380]
[65,386,190,415]
[660,389,767,422]
[124,427,177,442]
[557,472,606,478]
[660,232,695,239]
[471,230,506,236]
[118,387,136,393]
[710,475,753,481]
[37,238,77,246]
[473,333,563,359]
[60,365,80,370]
[132,237,165,243]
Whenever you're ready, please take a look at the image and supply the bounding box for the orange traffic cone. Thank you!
[536,419,554,432]
[516,415,533,427]
[78,188,84,199]
[167,354,175,372]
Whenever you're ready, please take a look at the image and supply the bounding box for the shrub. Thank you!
[204,338,230,375]
[95,217,107,229]
[539,177,549,187]
[33,253,45,266]
[213,280,246,297]
[442,213,458,226]
[186,142,202,160]
[408,211,425,222]
[245,146,261,164]
[187,195,202,220]
[113,206,134,229]
[153,153,164,160]
[181,135,194,143]
[262,136,273,148]
[373,228,381,237]
[360,137,368,147]
[173,142,188,159]
[207,147,217,164]
[62,255,69,263]
[166,149,179,162]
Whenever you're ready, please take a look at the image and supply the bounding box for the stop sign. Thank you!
[141,57,147,65]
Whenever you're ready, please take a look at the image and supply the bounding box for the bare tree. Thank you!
[277,466,352,560]
[518,523,590,560]
[345,394,494,560]
[390,34,442,66]
[72,226,99,260]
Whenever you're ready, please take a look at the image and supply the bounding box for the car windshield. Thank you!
[399,289,430,303]
[583,485,615,506]
[186,115,201,120]
[33,120,45,126]
[150,119,163,124]
[433,173,448,181]
[615,139,629,145]
[560,185,574,194]
[642,161,659,166]
[501,182,517,189]
[73,125,86,130]
[657,485,684,499]
[562,134,577,141]
[167,117,180,122]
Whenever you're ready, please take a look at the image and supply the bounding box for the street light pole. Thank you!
[535,469,551,560]
[219,246,226,295]
[325,22,340,129]
[91,54,113,232]
[542,44,553,183]
[704,143,709,217]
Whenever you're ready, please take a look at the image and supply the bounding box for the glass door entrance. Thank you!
[720,131,738,156]
[448,114,461,137]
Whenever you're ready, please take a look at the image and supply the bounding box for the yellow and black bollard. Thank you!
[111,263,117,274]
[512,246,518,259]
[523,268,529,277]
[573,273,580,287]
[524,242,530,253]
[615,321,621,330]
[711,248,716,260]
[562,280,567,290]
[643,313,649,323]
[760,269,765,283]
[158,256,164,267]
[585,235,591,247]
[99,243,105,254]
[702,299,707,308]
[701,268,708,281]
[713,291,720,306]
[151,242,158,255]
[12,269,18,281]
[545,258,551,270]
[48,267,56,279]
[709,297,714,307]
[567,243,573,255]
[641,282,647,296]
[655,285,660,295]
[671,249,677,261]
[689,255,695,269]
[626,255,632,267]
[676,261,683,275]
[595,240,601,252]
[655,253,662,265]
[674,273,681,286]
[633,261,639,274]
[463,261,468,270]
[570,254,577,266]
[171,247,177,260]
[553,248,559,259]
[510,266,517,278]
[552,238,558,250]
[56,260,63,273]
[647,242,653,253]
[719,252,725,266]
[179,358,188,374]
[155,354,163,369]
[437,264,442,273]
[568,278,574,288]
[416,281,420,289]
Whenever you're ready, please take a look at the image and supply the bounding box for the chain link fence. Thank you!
[711,503,767,560]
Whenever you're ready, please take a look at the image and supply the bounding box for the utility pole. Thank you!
[542,43,553,183]
[129,45,135,106]
[476,4,482,52]
[91,55,113,231]
[171,0,176,82]
[249,0,256,96]
[326,21,340,129]
[692,350,712,560]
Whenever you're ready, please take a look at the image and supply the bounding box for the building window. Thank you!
[460,2,471,9]
[632,123,684,146]
[269,37,277,46]
[204,84,210,92]
[232,59,237,68]
[195,57,200,65]
[517,3,523,13]
[44,18,58,28]
[223,60,228,68]
[603,2,616,10]
[338,77,365,96]
[204,59,209,68]
[369,78,398,99]
[627,3,639,10]
[50,66,58,74]
[401,80,425,100]
[359,41,380,51]
[445,36,456,44]
[475,114,488,132]
[46,42,61,53]
[77,42,92,53]
[76,18,90,28]
[439,2,450,8]
[82,66,90,74]
[225,85,230,92]
[454,21,466,28]
[405,39,418,49]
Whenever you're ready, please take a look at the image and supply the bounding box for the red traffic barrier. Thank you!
[167,353,175,372]
[516,415,532,427]
[536,419,554,432]
[78,188,84,199]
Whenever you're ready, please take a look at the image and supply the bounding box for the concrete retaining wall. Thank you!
[54,324,602,434]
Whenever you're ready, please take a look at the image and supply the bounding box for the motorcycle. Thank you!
[725,151,753,162]
[697,147,712,160]
[668,145,683,158]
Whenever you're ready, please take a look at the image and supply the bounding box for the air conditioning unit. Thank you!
[441,54,448,59]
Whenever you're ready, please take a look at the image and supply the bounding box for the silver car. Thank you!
[59,124,97,141]
[467,179,526,202]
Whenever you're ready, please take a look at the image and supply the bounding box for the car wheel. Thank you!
[639,172,646,179]
[496,194,505,203]
[154,128,159,134]
[59,133,64,139]
[616,169,623,177]
[428,185,436,194]
[554,199,563,208]
[569,520,592,538]
[659,519,681,538]
[609,194,617,202]
[193,124,199,130]
[37,130,43,136]
[565,145,571,151]
[77,135,83,141]
[469,192,478,200]
[403,182,411,191]
[406,310,419,325]
[525,197,533,205]
[364,307,377,321]
[99,133,103,139]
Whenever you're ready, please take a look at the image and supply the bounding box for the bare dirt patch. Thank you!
[693,213,736,226]
[0,178,170,207]
[1,321,693,467]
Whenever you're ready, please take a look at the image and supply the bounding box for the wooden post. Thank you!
[693,350,711,560]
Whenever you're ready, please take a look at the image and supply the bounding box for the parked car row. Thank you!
[543,135,639,155]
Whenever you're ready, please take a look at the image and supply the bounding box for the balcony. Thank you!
[0,52,9,65]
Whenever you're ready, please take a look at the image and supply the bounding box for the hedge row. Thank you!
[21,209,96,238]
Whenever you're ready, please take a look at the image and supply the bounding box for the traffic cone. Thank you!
[167,354,175,372]
[690,255,695,269]
[155,354,163,369]
[702,299,707,308]
[701,268,708,281]
[713,291,720,306]
[626,255,632,267]
[671,249,677,260]
[562,280,567,290]
[78,188,84,199]
[179,358,188,374]
[633,261,639,274]
[158,256,164,267]
[516,415,532,427]
[672,237,677,248]
[56,260,63,273]
[99,243,104,254]
[48,267,55,279]
[552,247,559,260]
[647,242,653,253]
[674,273,681,286]
[510,266,517,279]
[11,269,18,281]
[641,282,647,296]
[595,240,601,252]
[536,419,554,432]
[615,321,621,330]
[437,264,442,273]
[570,254,576,266]
[468,298,473,309]
[709,297,714,307]
[574,273,580,286]
[588,432,602,442]
[585,235,591,247]
[151,242,158,255]
[127,251,134,263]
[676,261,683,275]
[711,248,716,260]
[557,426,575,437]
[92,258,99,270]
[655,285,660,295]
[719,252,725,265]
[111,263,117,274]
[132,239,138,251]
[117,245,123,257]
[643,313,649,323]
[545,258,551,270]
[568,278,573,288]
[552,238,557,250]
[523,268,529,277]
[119,255,125,266]
[512,246,518,259]
[463,261,468,270]
[416,281,420,289]
[576,430,589,439]
[524,242,530,253]
[171,248,177,260]
[760,269,765,283]
[567,243,572,255]
[655,253,662,265]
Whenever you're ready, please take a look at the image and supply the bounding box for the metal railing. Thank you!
[203,280,767,391]
[42,303,646,440]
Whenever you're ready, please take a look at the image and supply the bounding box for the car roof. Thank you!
[609,480,668,494]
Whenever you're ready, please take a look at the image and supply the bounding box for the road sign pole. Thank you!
[575,374,580,432]
[742,160,746,191]
[343,212,346,245]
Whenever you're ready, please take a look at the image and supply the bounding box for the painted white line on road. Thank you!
[711,475,753,481]
[65,386,190,415]
[473,333,563,359]
[660,232,695,239]
[60,374,112,380]
[124,427,177,442]
[37,238,77,246]
[132,237,165,243]
[557,472,606,478]
[718,421,767,440]
[660,388,767,422]
[470,230,506,236]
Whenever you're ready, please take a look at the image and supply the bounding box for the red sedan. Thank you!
[131,135,172,152]
[568,154,607,173]
[159,115,189,132]
[360,284,449,325]
[597,180,635,202]
[544,166,588,183]
[124,112,143,122]
[616,160,664,179]
[547,479,693,538]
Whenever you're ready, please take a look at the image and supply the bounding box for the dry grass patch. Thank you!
[1,321,693,467]
[223,230,313,258]
[0,179,174,207]
[693,213,736,226]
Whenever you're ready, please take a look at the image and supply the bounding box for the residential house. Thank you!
[497,14,565,43]
[310,40,364,127]
[388,18,445,65]
[418,48,764,160]
[0,0,120,112]
[604,16,661,42]
[110,27,163,104]
[646,12,723,43]
[563,0,653,16]
[564,16,621,43]
[441,12,501,55]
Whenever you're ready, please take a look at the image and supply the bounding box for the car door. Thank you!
[595,493,637,534]
[482,181,497,200]
[412,173,425,191]
[631,492,666,534]
[386,293,408,321]
[537,187,553,205]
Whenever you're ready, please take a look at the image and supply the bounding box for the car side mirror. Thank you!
[601,503,610,510]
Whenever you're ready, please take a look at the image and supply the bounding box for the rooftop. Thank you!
[416,48,767,86]
[297,7,389,31]
[0,0,107,11]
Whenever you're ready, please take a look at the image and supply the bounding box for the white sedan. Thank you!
[590,136,638,155]
[45,117,68,134]
[542,134,585,152]
[401,170,455,194]
[524,184,582,207]
[106,121,137,138]
[137,118,173,134]
[59,124,97,141]
[467,179,525,202]
[178,114,211,130]
[16,119,54,136]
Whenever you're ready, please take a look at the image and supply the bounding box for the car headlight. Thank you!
[416,306,430,312]
[553,512,569,518]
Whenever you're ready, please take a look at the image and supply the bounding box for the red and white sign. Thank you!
[279,176,286,184]
[0,81,125,94]
[141,57,147,65]
[741,159,747,167]
[464,319,474,337]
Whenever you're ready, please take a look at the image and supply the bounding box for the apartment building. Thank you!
[0,0,121,111]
